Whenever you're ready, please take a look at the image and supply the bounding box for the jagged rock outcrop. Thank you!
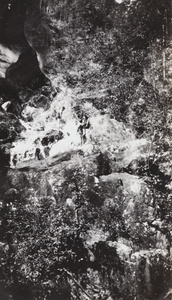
[0,145,171,299]
[0,0,171,299]
[6,48,48,88]
[0,0,52,165]
[0,0,50,90]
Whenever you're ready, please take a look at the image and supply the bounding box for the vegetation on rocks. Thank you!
[0,0,171,299]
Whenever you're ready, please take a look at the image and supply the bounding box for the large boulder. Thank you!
[6,48,48,89]
[0,0,50,90]
[41,131,64,146]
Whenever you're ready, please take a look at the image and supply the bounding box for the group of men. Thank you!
[11,108,91,167]
[35,112,90,161]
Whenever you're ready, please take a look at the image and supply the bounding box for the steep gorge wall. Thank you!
[0,1,172,300]
[0,0,52,166]
[0,0,49,92]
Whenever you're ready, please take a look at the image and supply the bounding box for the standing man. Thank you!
[77,113,90,145]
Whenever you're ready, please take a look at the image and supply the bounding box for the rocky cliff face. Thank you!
[0,0,51,166]
[0,1,171,300]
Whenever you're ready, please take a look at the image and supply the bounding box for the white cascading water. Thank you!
[10,72,150,170]
[10,80,150,170]
[10,86,82,168]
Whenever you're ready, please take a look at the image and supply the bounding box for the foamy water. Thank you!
[10,88,82,167]
[10,84,148,170]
